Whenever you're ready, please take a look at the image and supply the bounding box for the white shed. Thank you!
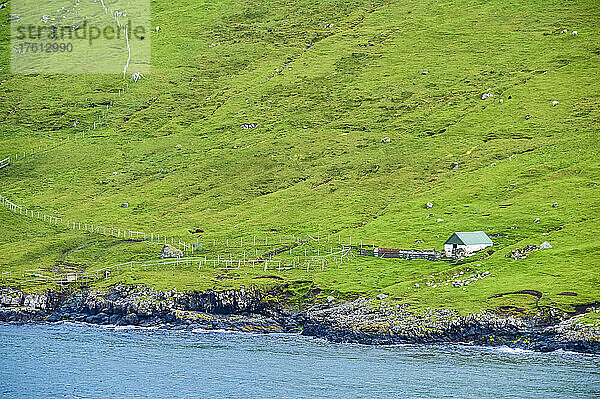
[444,231,493,258]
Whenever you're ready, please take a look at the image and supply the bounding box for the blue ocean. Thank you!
[1,323,598,398]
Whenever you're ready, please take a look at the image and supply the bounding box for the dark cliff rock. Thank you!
[0,286,598,353]
[298,299,600,353]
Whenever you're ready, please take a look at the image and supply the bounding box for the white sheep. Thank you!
[561,29,567,34]
[155,26,160,32]
[552,100,559,106]
[131,72,144,82]
[572,31,578,36]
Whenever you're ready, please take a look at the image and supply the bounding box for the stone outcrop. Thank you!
[161,244,183,258]
[0,286,598,353]
[298,299,600,353]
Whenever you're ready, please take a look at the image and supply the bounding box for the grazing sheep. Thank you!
[561,29,567,34]
[155,26,161,32]
[131,72,144,82]
[572,31,577,36]
[552,100,559,106]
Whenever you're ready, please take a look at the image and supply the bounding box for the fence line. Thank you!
[0,5,368,288]
[0,189,365,250]
[0,193,193,253]
[2,250,355,286]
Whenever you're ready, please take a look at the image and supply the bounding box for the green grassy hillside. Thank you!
[1,0,599,314]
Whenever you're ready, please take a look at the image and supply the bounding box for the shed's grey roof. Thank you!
[444,231,493,246]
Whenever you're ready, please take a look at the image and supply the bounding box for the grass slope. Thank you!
[0,0,599,314]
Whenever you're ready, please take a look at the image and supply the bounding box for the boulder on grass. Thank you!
[161,244,183,258]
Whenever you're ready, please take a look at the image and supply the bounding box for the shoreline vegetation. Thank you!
[1,285,598,354]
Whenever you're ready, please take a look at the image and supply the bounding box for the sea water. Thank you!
[0,322,598,398]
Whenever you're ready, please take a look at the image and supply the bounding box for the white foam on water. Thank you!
[112,324,161,331]
[494,346,535,355]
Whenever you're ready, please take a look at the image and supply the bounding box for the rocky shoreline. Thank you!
[1,285,599,354]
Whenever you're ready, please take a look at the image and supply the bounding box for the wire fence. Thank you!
[0,3,365,285]
[2,246,355,287]
[1,190,373,255]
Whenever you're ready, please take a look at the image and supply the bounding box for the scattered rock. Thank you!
[552,203,558,207]
[158,168,164,173]
[376,293,388,300]
[451,162,459,170]
[161,244,183,259]
[381,137,391,143]
[540,241,552,249]
[481,92,493,100]
[241,123,258,129]
[326,296,335,303]
[507,245,538,260]
[121,203,129,208]
[425,202,434,209]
